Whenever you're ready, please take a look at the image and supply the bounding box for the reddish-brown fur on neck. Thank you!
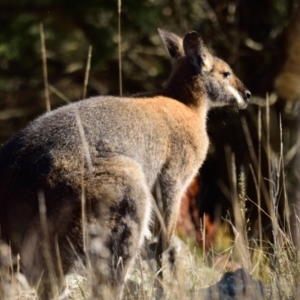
[162,57,207,108]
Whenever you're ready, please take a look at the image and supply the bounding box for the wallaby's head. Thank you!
[159,29,251,109]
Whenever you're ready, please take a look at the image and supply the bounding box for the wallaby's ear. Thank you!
[158,28,184,59]
[183,31,213,73]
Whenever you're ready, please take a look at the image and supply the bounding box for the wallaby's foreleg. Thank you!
[150,173,182,299]
[152,172,196,298]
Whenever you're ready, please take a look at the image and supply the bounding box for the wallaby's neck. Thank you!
[162,58,207,110]
[132,58,209,118]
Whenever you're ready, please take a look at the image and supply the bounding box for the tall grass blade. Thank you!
[83,46,92,99]
[39,23,51,112]
[118,0,123,96]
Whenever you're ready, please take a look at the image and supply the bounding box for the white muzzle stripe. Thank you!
[227,85,244,105]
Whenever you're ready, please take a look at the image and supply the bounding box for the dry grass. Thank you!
[1,152,300,299]
[1,236,222,299]
[2,23,300,300]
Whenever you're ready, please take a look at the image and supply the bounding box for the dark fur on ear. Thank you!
[158,28,183,59]
[183,31,213,73]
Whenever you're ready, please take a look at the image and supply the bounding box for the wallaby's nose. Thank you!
[245,90,251,100]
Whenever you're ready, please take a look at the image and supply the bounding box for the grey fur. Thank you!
[0,29,250,299]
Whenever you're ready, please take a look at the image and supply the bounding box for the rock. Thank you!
[204,268,264,300]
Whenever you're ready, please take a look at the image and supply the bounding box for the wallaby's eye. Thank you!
[222,71,231,79]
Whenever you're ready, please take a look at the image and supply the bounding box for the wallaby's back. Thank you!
[0,95,206,190]
[0,29,250,300]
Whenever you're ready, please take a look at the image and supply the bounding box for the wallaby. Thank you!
[0,29,250,300]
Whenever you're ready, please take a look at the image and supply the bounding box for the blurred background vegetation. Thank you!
[1,0,300,247]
